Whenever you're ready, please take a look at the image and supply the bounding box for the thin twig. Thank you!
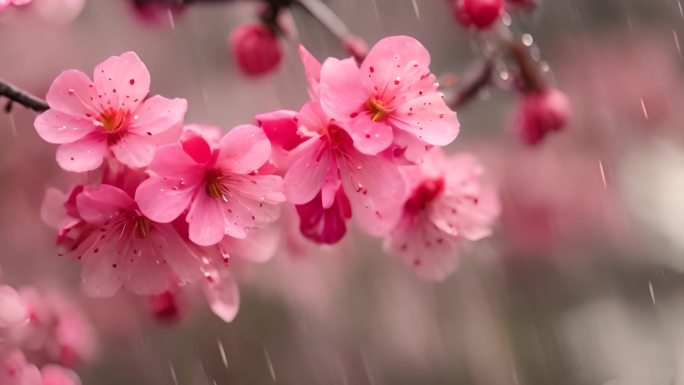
[0,81,48,113]
[450,60,494,108]
[293,0,366,61]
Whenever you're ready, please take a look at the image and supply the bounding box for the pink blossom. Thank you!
[0,0,31,11]
[261,46,406,241]
[284,100,406,238]
[34,52,187,172]
[513,88,571,146]
[40,365,80,385]
[0,348,41,385]
[318,36,459,156]
[230,23,282,76]
[384,149,500,281]
[5,288,99,367]
[135,125,285,246]
[47,181,204,297]
[453,0,503,29]
[0,285,27,328]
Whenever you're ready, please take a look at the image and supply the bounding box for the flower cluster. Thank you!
[0,283,97,385]
[34,36,500,322]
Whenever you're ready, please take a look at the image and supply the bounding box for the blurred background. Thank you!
[2,0,684,384]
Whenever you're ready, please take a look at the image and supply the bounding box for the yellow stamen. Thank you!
[368,97,388,122]
[134,217,152,238]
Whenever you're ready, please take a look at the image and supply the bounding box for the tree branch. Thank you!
[0,81,48,113]
[450,60,494,108]
[293,0,367,61]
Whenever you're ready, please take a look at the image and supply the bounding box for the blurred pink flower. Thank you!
[384,148,500,281]
[148,291,182,323]
[6,288,98,367]
[319,36,459,157]
[135,125,285,247]
[34,51,187,172]
[0,0,31,11]
[513,88,571,146]
[0,348,41,385]
[452,0,503,29]
[230,23,282,77]
[0,285,27,328]
[40,365,80,385]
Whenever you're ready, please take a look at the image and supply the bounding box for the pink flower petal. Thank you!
[319,58,368,122]
[344,112,393,155]
[120,238,175,295]
[40,365,82,385]
[284,138,331,204]
[34,110,93,144]
[45,69,98,118]
[384,216,461,281]
[150,226,203,284]
[339,147,405,236]
[147,143,204,178]
[255,110,303,151]
[360,35,431,89]
[80,241,123,297]
[128,96,187,138]
[187,192,227,246]
[296,188,351,244]
[135,176,196,223]
[219,224,279,263]
[391,92,460,146]
[76,185,136,225]
[93,51,151,112]
[217,124,271,174]
[202,268,240,323]
[55,133,108,172]
[180,129,212,164]
[109,132,156,168]
[0,285,27,327]
[298,44,322,99]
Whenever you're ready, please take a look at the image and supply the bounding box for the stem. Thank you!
[506,39,546,92]
[450,60,494,108]
[0,81,48,113]
[293,0,367,61]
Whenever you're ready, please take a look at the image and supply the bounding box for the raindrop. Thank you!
[521,33,534,47]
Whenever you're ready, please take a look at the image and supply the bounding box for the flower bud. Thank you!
[453,0,503,30]
[513,88,571,145]
[230,23,283,76]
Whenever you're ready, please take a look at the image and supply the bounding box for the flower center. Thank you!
[134,216,152,239]
[96,108,129,133]
[405,178,445,214]
[205,170,229,202]
[367,97,388,122]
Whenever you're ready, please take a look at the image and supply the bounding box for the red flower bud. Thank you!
[230,23,283,76]
[453,0,503,30]
[513,88,571,145]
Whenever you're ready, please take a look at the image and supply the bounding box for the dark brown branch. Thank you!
[450,60,494,108]
[506,39,546,92]
[0,81,48,113]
